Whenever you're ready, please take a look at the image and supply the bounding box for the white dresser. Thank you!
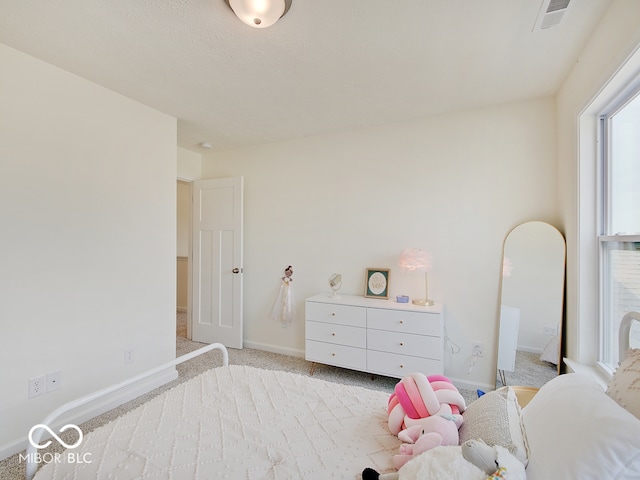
[305,294,443,378]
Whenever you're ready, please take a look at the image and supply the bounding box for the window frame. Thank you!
[597,81,640,372]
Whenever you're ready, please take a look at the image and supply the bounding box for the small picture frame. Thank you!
[365,268,390,299]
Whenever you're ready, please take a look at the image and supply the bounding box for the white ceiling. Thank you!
[0,0,612,152]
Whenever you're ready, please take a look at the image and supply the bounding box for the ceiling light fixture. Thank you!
[224,0,292,29]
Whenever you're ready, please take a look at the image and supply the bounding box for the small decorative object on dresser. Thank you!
[398,247,434,306]
[365,268,390,299]
[305,294,443,378]
[328,273,343,298]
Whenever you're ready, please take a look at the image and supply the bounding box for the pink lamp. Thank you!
[399,248,434,306]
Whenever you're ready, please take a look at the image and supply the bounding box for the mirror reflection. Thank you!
[496,221,566,388]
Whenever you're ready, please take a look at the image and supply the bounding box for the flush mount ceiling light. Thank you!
[224,0,292,28]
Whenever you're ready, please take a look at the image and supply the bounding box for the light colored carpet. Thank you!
[176,310,187,338]
[496,350,559,389]
[1,314,478,480]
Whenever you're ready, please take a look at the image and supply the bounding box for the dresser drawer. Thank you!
[367,350,442,378]
[306,340,367,371]
[367,329,441,359]
[304,294,443,380]
[306,301,366,328]
[367,308,440,336]
[306,321,366,348]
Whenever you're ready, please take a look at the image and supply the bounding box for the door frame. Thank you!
[177,178,194,340]
[190,176,244,348]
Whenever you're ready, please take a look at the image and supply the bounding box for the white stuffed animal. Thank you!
[362,440,526,480]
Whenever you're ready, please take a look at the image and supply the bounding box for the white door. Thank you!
[192,177,243,349]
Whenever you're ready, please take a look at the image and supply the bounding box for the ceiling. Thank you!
[0,0,612,152]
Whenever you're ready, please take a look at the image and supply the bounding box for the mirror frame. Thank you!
[496,221,566,388]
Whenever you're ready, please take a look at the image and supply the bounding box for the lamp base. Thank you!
[412,299,434,306]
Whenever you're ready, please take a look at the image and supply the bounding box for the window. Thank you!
[599,86,640,371]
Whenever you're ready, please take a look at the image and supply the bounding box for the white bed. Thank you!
[29,347,399,480]
[28,312,640,480]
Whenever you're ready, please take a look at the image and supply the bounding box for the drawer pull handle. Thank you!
[400,364,404,369]
[331,313,336,317]
[399,320,404,324]
[399,342,404,346]
[331,333,336,336]
[332,353,336,356]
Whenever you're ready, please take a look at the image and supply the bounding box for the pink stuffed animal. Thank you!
[388,373,466,435]
[393,404,463,469]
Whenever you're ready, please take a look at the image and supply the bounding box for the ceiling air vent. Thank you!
[534,0,571,30]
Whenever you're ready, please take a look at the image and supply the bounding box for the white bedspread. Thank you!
[34,365,399,479]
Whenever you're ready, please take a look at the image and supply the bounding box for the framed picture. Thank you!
[365,268,390,299]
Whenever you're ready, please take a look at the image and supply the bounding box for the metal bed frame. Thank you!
[25,343,228,480]
[24,313,640,479]
[620,311,640,363]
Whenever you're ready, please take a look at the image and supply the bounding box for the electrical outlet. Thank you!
[46,371,61,392]
[28,375,46,399]
[472,342,484,357]
[124,348,135,364]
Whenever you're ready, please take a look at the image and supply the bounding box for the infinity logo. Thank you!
[28,424,83,449]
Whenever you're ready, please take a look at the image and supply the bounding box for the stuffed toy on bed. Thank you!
[362,439,527,480]
[386,373,466,468]
[387,373,466,435]
[392,406,462,469]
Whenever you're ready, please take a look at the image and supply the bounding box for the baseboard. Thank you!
[241,342,492,395]
[0,367,177,461]
[241,341,494,393]
[517,345,543,354]
[242,340,305,358]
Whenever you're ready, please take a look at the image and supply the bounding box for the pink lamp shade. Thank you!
[399,248,431,273]
[398,247,434,306]
[503,256,513,277]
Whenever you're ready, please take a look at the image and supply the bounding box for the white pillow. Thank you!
[607,348,640,420]
[458,387,528,466]
[522,373,640,480]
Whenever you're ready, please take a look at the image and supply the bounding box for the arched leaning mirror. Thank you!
[496,221,566,388]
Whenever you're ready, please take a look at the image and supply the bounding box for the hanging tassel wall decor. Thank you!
[270,265,295,327]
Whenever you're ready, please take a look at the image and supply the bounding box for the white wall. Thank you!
[0,44,177,456]
[202,98,558,390]
[557,0,640,364]
[177,146,202,181]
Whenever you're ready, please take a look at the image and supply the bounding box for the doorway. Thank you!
[191,177,244,348]
[176,180,191,339]
[175,177,244,348]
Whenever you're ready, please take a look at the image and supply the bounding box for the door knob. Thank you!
[232,267,242,274]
